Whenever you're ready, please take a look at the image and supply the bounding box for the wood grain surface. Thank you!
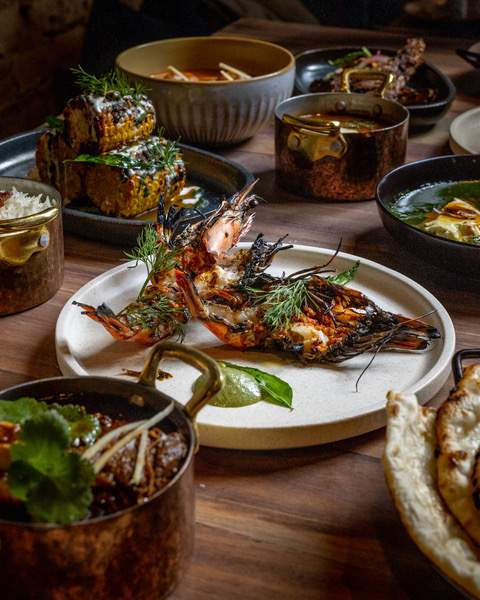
[2,18,480,600]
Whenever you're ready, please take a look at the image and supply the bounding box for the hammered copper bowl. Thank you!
[275,70,409,201]
[116,36,295,146]
[0,177,63,315]
[0,342,222,600]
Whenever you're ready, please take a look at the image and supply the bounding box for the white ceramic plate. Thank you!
[449,107,480,155]
[56,244,455,450]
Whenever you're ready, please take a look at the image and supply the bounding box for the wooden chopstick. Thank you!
[220,69,234,81]
[167,65,189,81]
[219,62,251,80]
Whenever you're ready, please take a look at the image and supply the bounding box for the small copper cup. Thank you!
[0,177,64,315]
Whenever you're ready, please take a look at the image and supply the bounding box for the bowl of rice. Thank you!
[0,177,63,315]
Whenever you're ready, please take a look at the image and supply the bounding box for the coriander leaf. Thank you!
[327,260,360,286]
[8,412,95,524]
[0,397,47,425]
[221,362,293,409]
[52,404,100,446]
[0,398,100,446]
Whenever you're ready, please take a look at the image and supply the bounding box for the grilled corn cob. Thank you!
[36,128,77,191]
[64,136,186,218]
[63,92,156,154]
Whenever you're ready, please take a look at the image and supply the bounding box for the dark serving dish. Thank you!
[376,154,480,276]
[0,129,254,246]
[0,341,222,600]
[295,47,456,129]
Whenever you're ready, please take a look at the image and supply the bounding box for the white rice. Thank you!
[0,187,55,220]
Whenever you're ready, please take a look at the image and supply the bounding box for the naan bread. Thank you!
[384,391,480,598]
[436,365,480,546]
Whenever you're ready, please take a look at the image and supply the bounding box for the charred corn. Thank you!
[36,128,77,192]
[63,92,156,154]
[64,136,186,218]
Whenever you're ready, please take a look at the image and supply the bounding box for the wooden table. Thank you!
[2,19,480,600]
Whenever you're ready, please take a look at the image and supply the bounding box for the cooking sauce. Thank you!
[151,69,240,82]
[298,112,390,133]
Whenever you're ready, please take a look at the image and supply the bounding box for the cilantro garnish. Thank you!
[8,412,95,524]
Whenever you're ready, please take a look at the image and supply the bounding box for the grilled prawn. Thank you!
[176,260,440,362]
[75,181,263,344]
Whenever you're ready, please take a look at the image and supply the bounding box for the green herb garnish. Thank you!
[71,65,148,98]
[72,137,179,175]
[389,202,439,226]
[46,115,64,133]
[124,225,180,299]
[221,362,293,409]
[250,278,312,331]
[0,397,100,446]
[121,294,185,340]
[329,46,372,68]
[439,181,480,203]
[8,412,95,524]
[193,362,293,409]
[327,260,360,285]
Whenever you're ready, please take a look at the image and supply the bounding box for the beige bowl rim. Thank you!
[116,35,295,86]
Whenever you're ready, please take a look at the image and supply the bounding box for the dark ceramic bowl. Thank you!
[376,154,480,276]
[0,342,222,600]
[295,47,456,129]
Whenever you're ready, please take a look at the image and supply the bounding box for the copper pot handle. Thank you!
[282,113,347,161]
[452,349,480,384]
[138,341,223,420]
[340,68,395,98]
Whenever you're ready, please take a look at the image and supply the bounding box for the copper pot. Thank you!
[0,178,64,315]
[0,342,223,600]
[275,70,409,201]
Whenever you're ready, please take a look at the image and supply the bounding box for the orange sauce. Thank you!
[150,69,240,82]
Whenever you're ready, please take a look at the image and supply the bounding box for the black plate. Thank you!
[0,130,254,246]
[295,47,456,128]
[376,154,480,275]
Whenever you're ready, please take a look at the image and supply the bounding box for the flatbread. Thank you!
[436,365,480,546]
[384,391,480,598]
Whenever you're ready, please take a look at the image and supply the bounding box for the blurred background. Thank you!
[1,0,479,138]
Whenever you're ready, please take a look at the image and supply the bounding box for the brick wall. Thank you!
[0,0,93,138]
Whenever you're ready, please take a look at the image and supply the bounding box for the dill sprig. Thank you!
[248,259,360,331]
[124,226,179,300]
[121,295,185,341]
[250,278,314,331]
[71,66,148,98]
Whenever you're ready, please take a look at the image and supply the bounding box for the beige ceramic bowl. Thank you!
[116,36,295,147]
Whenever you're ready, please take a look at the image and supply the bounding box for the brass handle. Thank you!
[138,341,223,420]
[282,113,341,135]
[340,68,394,98]
[283,113,347,162]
